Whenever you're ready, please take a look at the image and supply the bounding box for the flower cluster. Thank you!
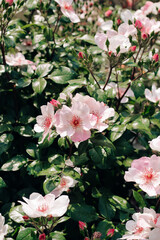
[121,207,160,240]
[34,93,115,143]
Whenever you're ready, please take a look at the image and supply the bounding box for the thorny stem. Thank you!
[66,137,73,158]
[88,67,101,89]
[103,66,112,90]
[116,70,149,111]
[53,10,61,44]
[0,41,6,65]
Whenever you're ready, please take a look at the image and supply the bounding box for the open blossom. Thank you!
[5,0,13,5]
[72,94,115,132]
[124,155,160,196]
[149,136,160,152]
[55,101,97,142]
[51,176,77,198]
[141,1,160,15]
[0,214,8,240]
[6,53,36,70]
[145,84,160,106]
[121,208,160,240]
[19,192,69,218]
[97,17,113,31]
[94,22,136,54]
[34,103,55,142]
[55,0,80,23]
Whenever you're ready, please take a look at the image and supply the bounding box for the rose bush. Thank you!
[0,0,160,239]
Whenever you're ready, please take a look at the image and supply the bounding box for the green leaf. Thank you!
[99,196,116,220]
[79,34,96,45]
[48,67,76,84]
[43,177,59,194]
[71,153,89,167]
[91,134,115,150]
[0,177,7,188]
[26,143,38,159]
[16,228,36,240]
[36,63,53,78]
[110,125,126,142]
[1,155,27,171]
[68,203,98,222]
[108,195,130,212]
[26,0,39,9]
[15,78,31,88]
[9,205,24,223]
[32,78,47,94]
[50,231,66,240]
[133,190,146,208]
[96,220,114,239]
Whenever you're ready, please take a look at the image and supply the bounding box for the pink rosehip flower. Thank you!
[107,229,115,237]
[50,99,60,107]
[5,0,13,5]
[72,94,115,132]
[78,52,84,59]
[145,84,160,106]
[141,32,148,40]
[51,176,77,198]
[55,0,80,23]
[135,19,143,29]
[6,53,36,70]
[39,233,46,240]
[124,155,160,196]
[79,221,87,230]
[152,54,159,62]
[34,103,55,142]
[149,136,160,152]
[105,10,112,17]
[130,45,136,52]
[55,101,96,142]
[19,192,69,218]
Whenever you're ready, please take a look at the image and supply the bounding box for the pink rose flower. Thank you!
[55,0,80,23]
[19,192,69,218]
[130,45,137,52]
[51,176,77,198]
[34,103,55,142]
[149,136,160,152]
[6,53,36,70]
[55,101,96,142]
[79,221,87,230]
[121,208,159,239]
[152,54,159,62]
[145,84,160,106]
[105,10,112,17]
[72,94,115,132]
[5,0,13,5]
[124,155,160,196]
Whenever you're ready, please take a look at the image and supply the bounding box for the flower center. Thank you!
[38,203,48,213]
[64,4,73,11]
[135,226,143,234]
[144,168,155,183]
[60,178,67,187]
[71,116,81,128]
[44,117,52,129]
